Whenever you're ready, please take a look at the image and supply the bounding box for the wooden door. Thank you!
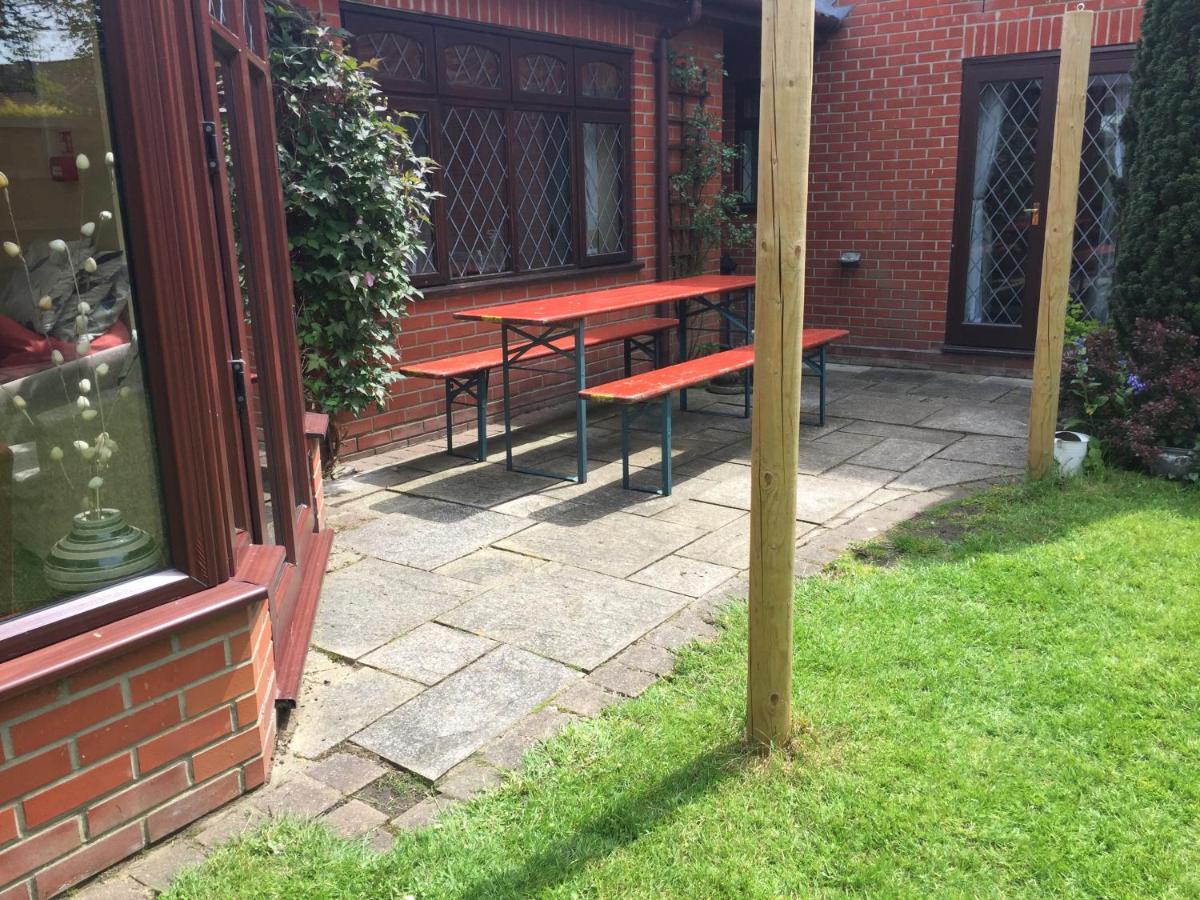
[946,56,1059,351]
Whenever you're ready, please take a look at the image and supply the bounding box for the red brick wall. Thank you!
[802,0,1142,368]
[296,0,721,456]
[0,601,275,898]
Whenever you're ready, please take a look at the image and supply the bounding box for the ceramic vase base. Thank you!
[43,508,159,595]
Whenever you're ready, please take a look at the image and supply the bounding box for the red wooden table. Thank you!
[456,275,756,483]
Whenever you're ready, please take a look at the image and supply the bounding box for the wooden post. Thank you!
[1027,8,1094,479]
[747,0,815,747]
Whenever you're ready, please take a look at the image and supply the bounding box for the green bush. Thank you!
[266,2,434,448]
[1111,0,1200,338]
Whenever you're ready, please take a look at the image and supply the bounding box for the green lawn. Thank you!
[168,472,1200,899]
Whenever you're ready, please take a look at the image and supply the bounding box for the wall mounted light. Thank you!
[839,250,862,268]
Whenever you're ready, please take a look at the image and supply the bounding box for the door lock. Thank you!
[1024,202,1041,226]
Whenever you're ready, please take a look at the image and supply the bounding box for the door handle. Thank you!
[1024,202,1041,226]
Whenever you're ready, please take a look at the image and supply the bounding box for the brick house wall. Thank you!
[0,600,275,898]
[295,0,723,457]
[727,0,1144,374]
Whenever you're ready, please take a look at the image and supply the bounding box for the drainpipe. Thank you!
[655,0,703,283]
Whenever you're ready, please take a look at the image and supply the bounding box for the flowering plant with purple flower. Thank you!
[1060,317,1200,470]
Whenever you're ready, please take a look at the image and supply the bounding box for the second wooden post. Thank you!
[747,0,816,747]
[1027,8,1094,479]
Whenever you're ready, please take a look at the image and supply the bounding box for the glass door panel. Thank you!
[947,58,1057,351]
[212,56,280,546]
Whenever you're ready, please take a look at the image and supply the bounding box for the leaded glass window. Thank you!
[515,112,573,270]
[343,11,632,284]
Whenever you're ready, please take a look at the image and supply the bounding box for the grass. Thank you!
[167,471,1200,899]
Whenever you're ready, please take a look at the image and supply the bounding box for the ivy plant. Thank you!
[266,2,435,451]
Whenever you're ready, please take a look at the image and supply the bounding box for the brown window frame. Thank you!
[340,4,634,288]
[0,0,315,664]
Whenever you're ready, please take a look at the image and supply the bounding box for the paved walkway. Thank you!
[81,363,1031,896]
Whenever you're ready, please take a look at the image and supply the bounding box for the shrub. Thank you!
[266,2,434,452]
[1061,317,1200,468]
[1111,0,1200,338]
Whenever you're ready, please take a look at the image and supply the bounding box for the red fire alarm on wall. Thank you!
[50,130,78,182]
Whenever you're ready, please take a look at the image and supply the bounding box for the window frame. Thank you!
[0,0,256,662]
[340,5,634,288]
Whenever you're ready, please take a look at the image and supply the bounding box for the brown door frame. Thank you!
[946,54,1059,351]
[946,46,1137,352]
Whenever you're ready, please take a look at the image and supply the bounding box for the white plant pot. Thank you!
[1053,431,1090,476]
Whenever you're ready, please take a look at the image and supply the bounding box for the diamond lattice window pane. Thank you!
[407,112,437,276]
[444,43,502,90]
[964,78,1043,326]
[514,112,573,270]
[1070,72,1131,322]
[442,106,511,277]
[356,33,426,83]
[581,62,622,100]
[518,54,568,96]
[582,122,625,257]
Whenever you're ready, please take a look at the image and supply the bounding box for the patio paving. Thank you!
[79,362,1031,896]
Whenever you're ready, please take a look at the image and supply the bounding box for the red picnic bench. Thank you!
[399,317,677,461]
[580,328,850,496]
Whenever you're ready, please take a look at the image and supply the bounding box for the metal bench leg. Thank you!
[819,345,827,427]
[445,379,456,458]
[574,319,588,484]
[620,404,632,491]
[660,394,673,496]
[476,369,489,460]
[743,366,752,418]
[501,327,515,471]
[677,299,690,412]
[445,373,488,462]
[623,338,633,378]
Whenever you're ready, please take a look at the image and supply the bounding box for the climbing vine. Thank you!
[667,50,752,278]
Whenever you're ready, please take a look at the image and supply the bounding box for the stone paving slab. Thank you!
[398,463,550,509]
[837,420,965,447]
[481,708,577,769]
[917,405,1028,437]
[320,799,389,839]
[362,623,497,685]
[630,554,739,598]
[937,434,1027,468]
[287,659,424,759]
[833,393,947,426]
[495,511,704,578]
[434,547,548,588]
[848,437,941,472]
[338,493,532,570]
[305,753,388,795]
[797,431,885,474]
[676,514,751,569]
[890,459,1015,492]
[313,558,480,659]
[352,645,577,781]
[439,562,688,669]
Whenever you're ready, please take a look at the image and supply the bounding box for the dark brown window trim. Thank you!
[0,577,266,702]
[419,259,645,299]
[340,2,635,56]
